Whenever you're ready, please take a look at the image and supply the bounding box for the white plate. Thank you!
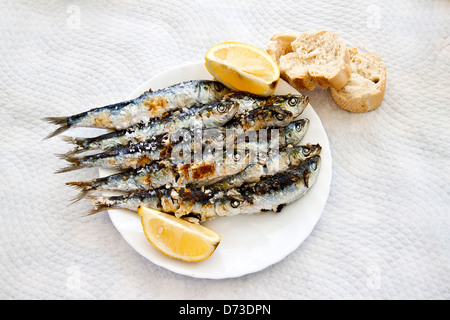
[100,62,332,279]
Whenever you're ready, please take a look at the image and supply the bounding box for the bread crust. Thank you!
[267,31,351,90]
[330,48,386,113]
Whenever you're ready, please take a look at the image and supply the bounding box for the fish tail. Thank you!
[60,147,83,157]
[60,135,91,153]
[61,135,84,147]
[54,155,82,173]
[70,189,92,205]
[86,197,113,216]
[66,180,93,189]
[43,116,71,139]
[86,205,110,216]
[66,181,94,203]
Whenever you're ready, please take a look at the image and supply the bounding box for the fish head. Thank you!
[265,107,294,128]
[201,101,239,127]
[199,81,231,101]
[214,194,252,216]
[302,144,322,158]
[283,119,310,146]
[268,94,309,118]
[289,144,322,165]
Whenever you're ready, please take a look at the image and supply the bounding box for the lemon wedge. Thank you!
[138,206,221,262]
[205,42,280,96]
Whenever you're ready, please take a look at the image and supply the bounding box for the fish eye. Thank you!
[288,96,298,107]
[230,199,240,208]
[214,82,224,91]
[295,123,303,132]
[302,147,311,156]
[216,104,228,113]
[275,112,285,121]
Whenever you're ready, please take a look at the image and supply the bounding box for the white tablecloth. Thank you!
[0,0,448,299]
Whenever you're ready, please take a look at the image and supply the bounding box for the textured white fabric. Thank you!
[0,0,449,299]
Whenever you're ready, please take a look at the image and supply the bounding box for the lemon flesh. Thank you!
[205,42,280,96]
[138,206,221,262]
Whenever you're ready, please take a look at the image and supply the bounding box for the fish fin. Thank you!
[303,170,310,188]
[43,116,70,139]
[54,156,82,173]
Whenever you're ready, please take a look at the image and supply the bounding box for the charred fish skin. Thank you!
[236,119,311,158]
[66,129,276,199]
[223,106,295,142]
[89,187,222,221]
[174,188,221,220]
[214,155,321,216]
[89,188,172,215]
[59,135,254,189]
[65,141,252,200]
[223,92,309,118]
[208,162,265,190]
[174,144,255,187]
[168,118,310,164]
[65,100,239,153]
[202,118,310,157]
[44,80,231,139]
[57,127,247,174]
[78,117,310,168]
[66,161,178,201]
[223,106,302,161]
[59,118,312,184]
[210,144,322,190]
[56,134,173,173]
[89,155,321,221]
[73,107,300,171]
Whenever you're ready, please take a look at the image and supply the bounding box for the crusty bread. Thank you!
[266,32,299,62]
[330,47,386,113]
[267,31,351,90]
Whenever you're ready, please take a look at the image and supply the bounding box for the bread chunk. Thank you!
[267,31,351,90]
[330,48,386,113]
